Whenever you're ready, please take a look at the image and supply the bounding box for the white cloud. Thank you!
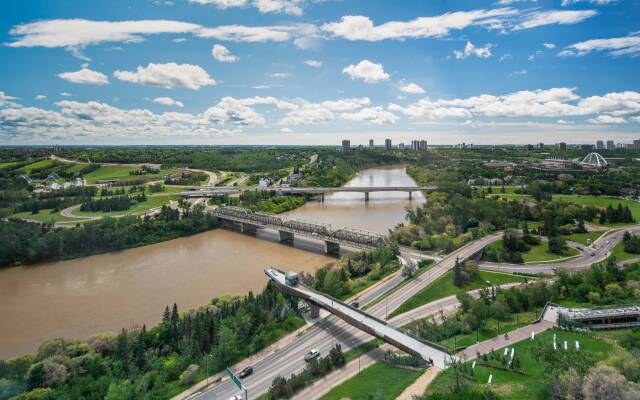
[35,95,47,100]
[561,0,617,6]
[342,60,389,84]
[153,97,184,107]
[321,97,371,111]
[197,25,292,42]
[388,101,472,120]
[559,33,640,57]
[499,53,512,61]
[252,85,271,89]
[399,83,425,94]
[212,44,239,62]
[454,41,493,59]
[514,10,597,30]
[303,59,322,68]
[587,115,627,124]
[173,38,188,43]
[58,67,109,85]
[510,69,528,76]
[189,0,304,15]
[340,107,399,124]
[280,127,293,133]
[528,50,542,61]
[7,19,201,48]
[268,72,293,78]
[59,92,73,97]
[543,42,556,49]
[114,63,216,89]
[321,9,518,41]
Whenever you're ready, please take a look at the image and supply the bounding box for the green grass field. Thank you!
[84,166,176,184]
[18,159,56,173]
[428,330,613,400]
[389,270,530,318]
[552,194,640,223]
[10,209,80,223]
[62,163,88,174]
[562,231,606,246]
[521,241,579,263]
[73,194,179,217]
[319,362,423,400]
[0,161,21,169]
[610,241,640,262]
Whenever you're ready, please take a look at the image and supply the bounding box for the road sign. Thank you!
[226,368,245,390]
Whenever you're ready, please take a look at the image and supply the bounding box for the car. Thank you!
[238,366,253,378]
[304,348,320,361]
[591,252,596,256]
[350,301,360,308]
[228,396,243,400]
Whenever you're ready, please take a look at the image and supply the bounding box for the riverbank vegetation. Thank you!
[0,283,303,400]
[209,190,307,214]
[0,204,217,268]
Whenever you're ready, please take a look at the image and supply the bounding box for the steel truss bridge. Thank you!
[209,206,388,253]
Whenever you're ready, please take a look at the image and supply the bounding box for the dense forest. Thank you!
[0,205,217,267]
[0,283,302,400]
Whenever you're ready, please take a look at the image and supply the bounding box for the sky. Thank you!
[0,0,639,146]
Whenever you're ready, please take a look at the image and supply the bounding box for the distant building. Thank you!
[596,140,604,150]
[419,140,428,151]
[369,139,374,148]
[556,142,567,150]
[398,143,405,150]
[580,144,595,151]
[633,139,640,150]
[525,144,534,150]
[385,138,392,150]
[341,139,350,153]
[606,140,615,151]
[538,142,544,149]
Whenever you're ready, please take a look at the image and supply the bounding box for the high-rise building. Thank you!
[369,139,374,148]
[556,142,567,150]
[606,140,615,151]
[419,140,428,151]
[596,140,604,150]
[385,138,392,150]
[526,144,534,150]
[341,139,350,153]
[633,139,640,150]
[538,142,544,149]
[398,143,405,150]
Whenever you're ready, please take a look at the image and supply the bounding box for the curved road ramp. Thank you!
[265,268,455,369]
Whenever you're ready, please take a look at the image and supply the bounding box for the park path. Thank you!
[396,366,441,400]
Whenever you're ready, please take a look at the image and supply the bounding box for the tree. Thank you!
[548,237,568,255]
[582,364,640,400]
[104,380,133,400]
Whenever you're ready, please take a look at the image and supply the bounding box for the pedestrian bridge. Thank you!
[210,206,388,254]
[265,268,454,369]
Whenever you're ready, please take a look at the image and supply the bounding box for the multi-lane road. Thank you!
[193,233,501,399]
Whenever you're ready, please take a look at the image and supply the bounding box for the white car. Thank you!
[228,396,243,400]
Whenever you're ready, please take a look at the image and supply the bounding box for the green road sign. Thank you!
[226,368,244,390]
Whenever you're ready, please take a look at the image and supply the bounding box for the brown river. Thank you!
[0,165,424,359]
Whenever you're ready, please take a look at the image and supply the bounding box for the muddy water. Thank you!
[0,165,423,359]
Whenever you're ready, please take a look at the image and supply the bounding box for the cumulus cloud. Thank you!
[340,107,399,124]
[58,67,109,85]
[153,97,184,107]
[212,44,239,62]
[453,41,492,59]
[587,115,627,124]
[189,0,304,15]
[303,59,322,68]
[35,95,47,100]
[559,33,640,57]
[114,63,216,89]
[342,60,389,84]
[543,42,556,49]
[399,83,425,94]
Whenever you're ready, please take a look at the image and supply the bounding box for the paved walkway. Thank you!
[456,320,555,361]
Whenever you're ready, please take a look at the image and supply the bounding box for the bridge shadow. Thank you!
[314,315,373,349]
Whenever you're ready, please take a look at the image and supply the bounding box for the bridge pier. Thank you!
[364,192,370,202]
[324,240,340,255]
[310,303,320,319]
[409,191,412,200]
[240,222,258,233]
[320,193,325,202]
[279,230,294,244]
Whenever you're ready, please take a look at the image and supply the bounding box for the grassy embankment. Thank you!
[389,270,530,318]
[484,240,579,264]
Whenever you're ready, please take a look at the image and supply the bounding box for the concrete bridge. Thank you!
[181,185,437,201]
[209,206,388,255]
[265,268,454,368]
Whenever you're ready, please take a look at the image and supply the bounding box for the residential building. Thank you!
[538,142,544,149]
[581,144,595,151]
[398,143,405,150]
[369,139,374,148]
[596,140,604,150]
[556,142,567,150]
[385,138,392,150]
[525,144,534,150]
[341,139,350,153]
[607,140,615,151]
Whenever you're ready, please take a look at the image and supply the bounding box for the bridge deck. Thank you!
[265,268,453,369]
[181,185,436,194]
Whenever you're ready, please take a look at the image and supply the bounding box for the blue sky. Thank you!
[0,0,639,145]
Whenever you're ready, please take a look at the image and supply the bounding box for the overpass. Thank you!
[181,185,437,201]
[209,206,388,254]
[265,268,454,369]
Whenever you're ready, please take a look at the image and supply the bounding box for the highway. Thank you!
[479,226,640,274]
[193,232,500,399]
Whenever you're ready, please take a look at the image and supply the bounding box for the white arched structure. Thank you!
[581,152,608,168]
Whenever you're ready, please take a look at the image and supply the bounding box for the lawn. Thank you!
[73,194,179,217]
[320,362,423,400]
[521,241,579,263]
[84,166,176,184]
[389,270,530,318]
[0,161,21,169]
[562,231,606,246]
[427,330,614,400]
[18,159,55,174]
[610,241,640,262]
[10,209,80,223]
[553,194,640,225]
